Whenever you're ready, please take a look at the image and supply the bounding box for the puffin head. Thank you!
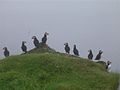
[45,32,49,36]
[99,50,103,54]
[64,43,68,46]
[74,45,76,48]
[22,41,27,44]
[88,49,92,52]
[32,36,36,39]
[3,47,7,50]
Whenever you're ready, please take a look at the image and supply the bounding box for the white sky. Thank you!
[0,0,120,72]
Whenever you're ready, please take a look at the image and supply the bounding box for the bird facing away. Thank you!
[42,32,49,44]
[88,49,93,60]
[95,50,103,60]
[3,47,9,57]
[21,41,27,53]
[32,36,39,48]
[64,43,70,54]
[73,45,79,56]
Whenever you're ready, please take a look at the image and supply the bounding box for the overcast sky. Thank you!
[0,0,120,72]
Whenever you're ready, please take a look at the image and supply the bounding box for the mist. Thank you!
[0,0,120,72]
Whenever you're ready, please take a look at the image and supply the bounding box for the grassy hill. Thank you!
[0,44,119,90]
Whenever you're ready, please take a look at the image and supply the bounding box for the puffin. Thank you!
[106,61,112,72]
[73,45,79,56]
[32,36,39,48]
[3,47,10,57]
[21,41,27,53]
[95,50,103,60]
[88,49,93,60]
[42,32,49,44]
[64,43,70,54]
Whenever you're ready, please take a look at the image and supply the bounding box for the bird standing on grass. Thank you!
[95,50,103,60]
[106,61,112,72]
[88,49,93,60]
[73,45,79,56]
[21,41,27,53]
[3,47,9,57]
[32,36,39,48]
[42,32,49,44]
[64,43,70,54]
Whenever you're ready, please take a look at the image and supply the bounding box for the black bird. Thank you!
[32,36,39,48]
[64,43,70,54]
[73,45,79,56]
[42,32,49,44]
[95,50,103,60]
[21,41,27,53]
[3,47,9,57]
[88,49,93,60]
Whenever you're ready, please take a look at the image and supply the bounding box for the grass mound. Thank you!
[28,43,56,54]
[0,52,119,90]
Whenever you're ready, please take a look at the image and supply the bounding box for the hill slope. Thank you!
[0,46,119,90]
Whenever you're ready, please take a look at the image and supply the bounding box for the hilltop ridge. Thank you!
[27,43,56,54]
[0,44,119,90]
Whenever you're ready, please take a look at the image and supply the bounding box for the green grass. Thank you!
[0,52,119,90]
